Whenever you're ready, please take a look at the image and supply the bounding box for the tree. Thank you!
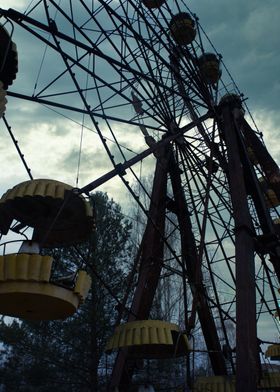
[0,192,132,391]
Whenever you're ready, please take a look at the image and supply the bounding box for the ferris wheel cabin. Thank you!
[0,24,18,90]
[169,12,196,45]
[0,179,94,320]
[198,53,221,85]
[142,0,165,9]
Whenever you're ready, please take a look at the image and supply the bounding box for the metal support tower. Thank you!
[220,104,258,392]
[109,145,169,390]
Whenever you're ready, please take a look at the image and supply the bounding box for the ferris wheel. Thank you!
[0,1,280,391]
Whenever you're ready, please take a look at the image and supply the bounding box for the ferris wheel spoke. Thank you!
[176,146,234,244]
[174,144,238,306]
[0,9,168,107]
[6,90,165,133]
[100,0,209,107]
[100,6,172,122]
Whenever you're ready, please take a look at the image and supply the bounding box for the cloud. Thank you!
[0,0,278,199]
[0,0,27,10]
[193,1,280,113]
[247,108,280,163]
[0,0,279,353]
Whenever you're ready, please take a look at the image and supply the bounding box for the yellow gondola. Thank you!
[106,319,189,359]
[169,13,196,45]
[0,178,94,320]
[0,253,91,320]
[194,373,280,391]
[198,53,221,85]
[266,189,280,208]
[219,93,243,110]
[0,179,94,247]
[194,375,235,392]
[265,344,280,361]
[259,177,280,208]
[142,0,165,9]
[0,24,18,89]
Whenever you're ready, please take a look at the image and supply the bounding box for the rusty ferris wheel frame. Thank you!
[1,1,280,391]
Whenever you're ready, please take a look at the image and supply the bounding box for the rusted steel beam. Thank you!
[220,105,258,392]
[109,146,169,391]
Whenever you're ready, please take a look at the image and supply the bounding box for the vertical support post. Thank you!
[109,146,169,391]
[220,105,258,391]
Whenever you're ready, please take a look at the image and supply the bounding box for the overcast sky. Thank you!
[0,0,278,202]
[0,0,279,352]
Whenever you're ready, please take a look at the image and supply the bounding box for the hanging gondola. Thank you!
[169,13,196,45]
[198,53,221,84]
[259,177,280,208]
[142,0,165,9]
[0,178,94,247]
[0,24,18,89]
[265,344,280,361]
[106,319,189,359]
[0,178,94,320]
[194,373,280,391]
[0,254,91,320]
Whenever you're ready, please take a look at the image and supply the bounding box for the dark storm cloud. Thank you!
[190,0,280,112]
[8,0,278,131]
[1,0,279,183]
